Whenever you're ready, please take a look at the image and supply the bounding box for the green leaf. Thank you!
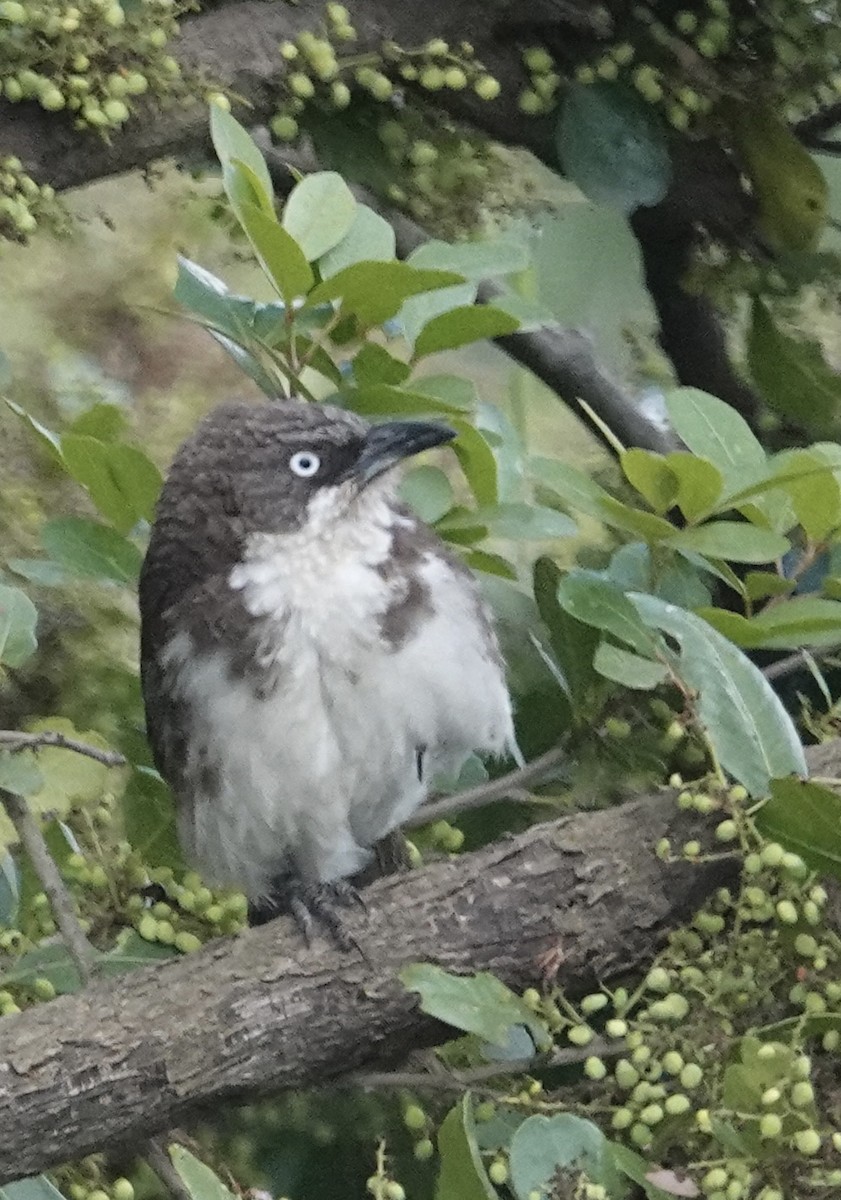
[557,573,663,658]
[608,1144,674,1200]
[491,291,557,332]
[123,766,184,871]
[209,105,273,210]
[207,330,281,398]
[409,236,530,280]
[399,282,477,346]
[282,171,357,262]
[400,466,454,523]
[307,262,463,325]
[631,594,807,794]
[0,942,84,994]
[237,196,314,304]
[620,449,678,513]
[440,504,576,541]
[533,556,600,712]
[352,343,410,387]
[5,399,63,464]
[772,449,841,541]
[699,597,841,650]
[748,299,841,431]
[412,375,477,413]
[20,719,122,816]
[744,572,795,603]
[594,642,669,690]
[436,1095,499,1200]
[666,522,790,564]
[344,383,470,418]
[450,420,498,506]
[664,452,723,522]
[758,778,841,878]
[319,203,396,276]
[100,928,178,976]
[556,82,672,214]
[6,559,69,587]
[509,1114,611,1200]
[664,388,767,492]
[61,435,162,533]
[173,258,250,338]
[0,1177,67,1200]
[400,963,550,1049]
[463,549,518,580]
[42,517,142,584]
[69,402,127,442]
[0,584,38,666]
[414,306,520,360]
[0,751,43,797]
[532,458,675,542]
[170,1146,238,1200]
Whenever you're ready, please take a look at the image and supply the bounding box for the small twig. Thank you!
[0,730,126,768]
[407,745,567,828]
[0,789,98,982]
[350,1042,612,1092]
[762,647,840,683]
[143,1137,195,1200]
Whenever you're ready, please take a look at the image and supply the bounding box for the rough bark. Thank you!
[1,789,736,1183]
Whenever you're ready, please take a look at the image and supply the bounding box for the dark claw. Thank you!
[250,879,367,955]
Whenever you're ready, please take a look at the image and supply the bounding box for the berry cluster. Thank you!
[0,0,184,134]
[0,154,65,240]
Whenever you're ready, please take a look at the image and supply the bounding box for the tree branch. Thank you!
[0,785,743,1183]
[0,730,126,768]
[408,744,567,827]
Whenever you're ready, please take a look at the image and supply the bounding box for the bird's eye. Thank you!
[289,450,321,478]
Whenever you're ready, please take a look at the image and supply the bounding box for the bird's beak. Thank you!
[352,420,456,484]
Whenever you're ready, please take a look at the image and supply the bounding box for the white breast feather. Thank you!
[162,487,516,899]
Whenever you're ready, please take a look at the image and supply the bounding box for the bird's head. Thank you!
[162,399,455,543]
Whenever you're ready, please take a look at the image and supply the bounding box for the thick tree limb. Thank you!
[1,788,738,1183]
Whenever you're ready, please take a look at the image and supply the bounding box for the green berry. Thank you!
[646,967,670,992]
[612,1107,633,1129]
[662,1051,683,1075]
[665,1093,691,1115]
[793,1128,821,1155]
[474,75,500,101]
[271,115,299,140]
[759,1113,782,1139]
[403,1104,426,1131]
[33,977,56,1000]
[112,1180,135,1200]
[414,1138,434,1161]
[331,82,351,109]
[680,1063,703,1089]
[103,99,130,124]
[584,1056,607,1080]
[615,1060,639,1089]
[104,4,126,27]
[518,89,543,115]
[280,41,298,60]
[776,900,798,925]
[581,993,608,1014]
[640,1104,663,1126]
[630,1122,651,1148]
[444,67,467,89]
[475,1101,496,1122]
[174,931,202,954]
[715,820,737,842]
[0,1,26,21]
[567,1024,593,1046]
[425,38,448,56]
[761,842,784,867]
[704,1169,728,1192]
[419,66,445,90]
[289,73,315,99]
[791,1081,814,1107]
[138,914,158,942]
[384,1184,405,1200]
[488,1161,508,1186]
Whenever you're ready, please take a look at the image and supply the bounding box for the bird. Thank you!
[138,399,519,940]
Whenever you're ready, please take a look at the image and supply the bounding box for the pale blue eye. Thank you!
[290,450,321,478]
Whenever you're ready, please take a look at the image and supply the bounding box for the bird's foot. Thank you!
[250,879,366,952]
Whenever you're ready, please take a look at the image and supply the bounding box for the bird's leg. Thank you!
[250,877,366,953]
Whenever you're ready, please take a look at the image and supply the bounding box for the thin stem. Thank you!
[349,1044,608,1092]
[144,1137,195,1200]
[406,744,566,828]
[0,789,98,983]
[0,730,125,767]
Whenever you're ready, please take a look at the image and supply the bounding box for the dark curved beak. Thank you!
[353,420,456,483]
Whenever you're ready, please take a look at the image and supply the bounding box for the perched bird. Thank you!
[139,399,519,937]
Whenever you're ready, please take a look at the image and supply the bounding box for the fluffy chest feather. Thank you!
[159,497,517,897]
